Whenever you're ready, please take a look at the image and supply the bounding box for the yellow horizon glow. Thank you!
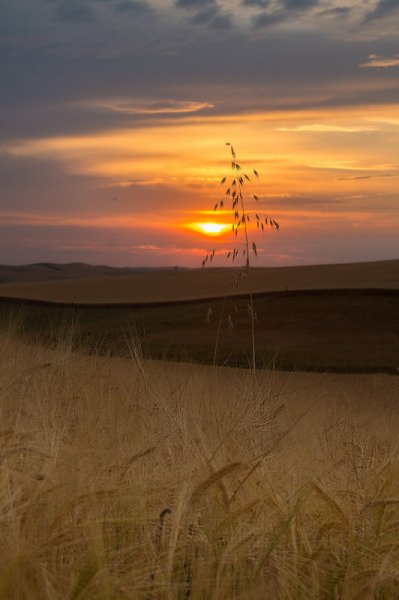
[189,222,231,236]
[4,101,399,239]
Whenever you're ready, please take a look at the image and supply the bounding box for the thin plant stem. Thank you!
[203,143,280,377]
[213,298,226,372]
[237,162,256,374]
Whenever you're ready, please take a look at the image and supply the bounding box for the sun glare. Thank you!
[189,222,230,236]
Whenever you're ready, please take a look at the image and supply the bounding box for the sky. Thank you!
[1,0,398,267]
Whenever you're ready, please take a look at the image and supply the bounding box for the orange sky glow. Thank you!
[5,103,399,246]
[1,0,399,266]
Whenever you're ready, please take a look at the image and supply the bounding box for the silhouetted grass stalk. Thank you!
[203,143,280,374]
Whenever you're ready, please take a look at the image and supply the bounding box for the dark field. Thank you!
[1,288,398,373]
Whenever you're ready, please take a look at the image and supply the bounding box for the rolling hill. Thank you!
[0,259,397,305]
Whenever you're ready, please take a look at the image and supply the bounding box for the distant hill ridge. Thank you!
[0,262,185,284]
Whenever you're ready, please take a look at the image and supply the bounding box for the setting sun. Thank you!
[189,222,230,236]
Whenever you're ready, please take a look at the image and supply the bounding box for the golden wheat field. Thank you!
[0,260,397,304]
[1,317,399,599]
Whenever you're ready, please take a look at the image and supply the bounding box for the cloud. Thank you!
[277,124,379,133]
[318,6,352,18]
[175,0,214,8]
[175,0,233,29]
[112,0,153,15]
[252,0,320,28]
[241,0,269,7]
[190,5,219,24]
[263,195,343,209]
[206,12,233,28]
[54,0,96,23]
[281,0,319,10]
[336,172,399,181]
[52,0,154,23]
[252,11,284,27]
[360,54,399,68]
[363,0,399,22]
[129,244,204,256]
[75,98,215,115]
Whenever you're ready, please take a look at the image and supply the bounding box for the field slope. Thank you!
[0,259,397,304]
[0,260,397,373]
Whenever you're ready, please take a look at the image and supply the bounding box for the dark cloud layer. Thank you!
[175,0,233,29]
[41,0,154,26]
[54,0,96,23]
[241,0,269,7]
[364,0,399,22]
[1,13,398,142]
[1,0,398,139]
[320,6,352,18]
[252,0,321,28]
[281,0,319,10]
[175,0,214,7]
[112,0,153,15]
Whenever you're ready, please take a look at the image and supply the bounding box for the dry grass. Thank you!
[0,260,397,304]
[1,322,399,599]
